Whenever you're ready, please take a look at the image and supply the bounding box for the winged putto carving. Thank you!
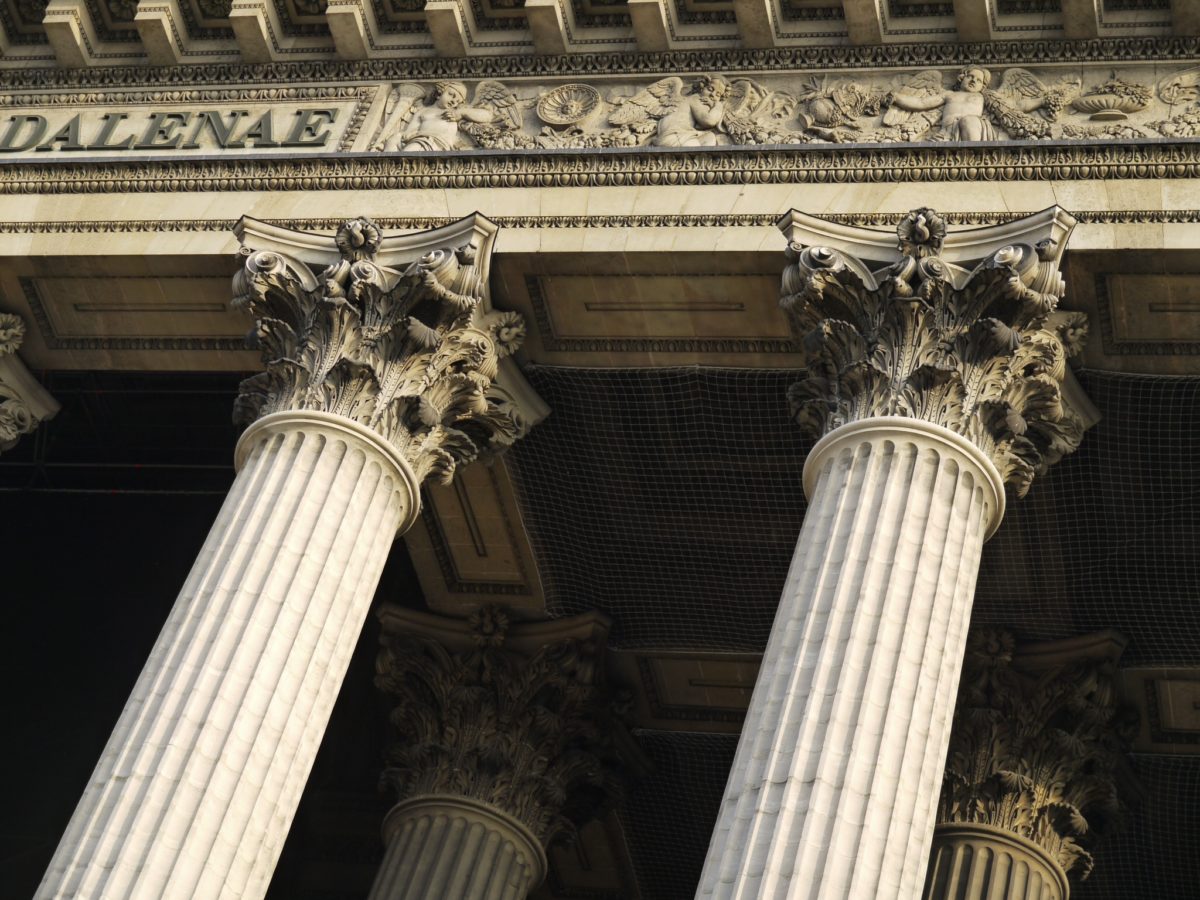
[607,75,732,147]
[372,80,532,152]
[885,67,1081,142]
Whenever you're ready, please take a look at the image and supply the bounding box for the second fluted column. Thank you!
[699,208,1093,900]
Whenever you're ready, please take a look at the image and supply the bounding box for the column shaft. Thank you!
[368,798,544,900]
[699,419,1001,900]
[37,412,416,900]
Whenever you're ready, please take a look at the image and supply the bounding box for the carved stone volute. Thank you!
[232,215,543,487]
[0,312,59,453]
[936,630,1136,884]
[779,207,1090,496]
[373,606,628,849]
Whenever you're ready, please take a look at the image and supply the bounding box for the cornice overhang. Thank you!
[1,37,1199,87]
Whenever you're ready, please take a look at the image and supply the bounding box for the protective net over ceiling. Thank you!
[508,365,1200,899]
[507,366,1200,668]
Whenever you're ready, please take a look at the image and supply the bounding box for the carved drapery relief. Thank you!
[374,607,628,849]
[779,207,1089,496]
[233,217,529,486]
[0,313,59,453]
[366,66,1200,153]
[938,631,1135,882]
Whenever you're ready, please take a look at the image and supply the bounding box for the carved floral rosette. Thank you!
[374,607,624,848]
[780,208,1088,496]
[232,217,527,486]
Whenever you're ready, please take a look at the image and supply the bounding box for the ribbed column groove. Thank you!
[368,797,545,900]
[698,418,1003,900]
[36,412,420,900]
[924,825,1068,900]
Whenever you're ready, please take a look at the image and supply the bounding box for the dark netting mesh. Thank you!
[620,731,736,900]
[974,371,1200,667]
[1077,754,1200,900]
[510,366,1200,900]
[509,366,1200,667]
[509,367,810,652]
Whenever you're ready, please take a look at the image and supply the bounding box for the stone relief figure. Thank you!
[609,75,731,147]
[885,67,1079,141]
[373,80,524,152]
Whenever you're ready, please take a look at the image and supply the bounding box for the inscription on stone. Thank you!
[0,108,337,154]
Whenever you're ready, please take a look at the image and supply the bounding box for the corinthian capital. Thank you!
[374,606,628,849]
[0,313,59,453]
[938,630,1135,883]
[232,215,546,486]
[779,207,1091,495]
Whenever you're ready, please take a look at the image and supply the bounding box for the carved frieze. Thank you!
[1,63,1198,159]
[361,65,1200,152]
[232,216,534,486]
[0,312,59,453]
[779,207,1089,496]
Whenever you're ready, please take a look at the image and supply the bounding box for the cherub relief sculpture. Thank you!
[366,66,1193,153]
[609,75,731,147]
[885,66,1080,141]
[372,80,525,152]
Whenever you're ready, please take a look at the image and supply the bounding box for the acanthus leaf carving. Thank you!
[233,217,527,486]
[374,607,630,849]
[0,313,59,454]
[938,630,1137,881]
[780,208,1089,496]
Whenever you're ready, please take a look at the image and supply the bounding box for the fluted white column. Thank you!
[368,797,546,900]
[698,418,1005,900]
[36,411,420,900]
[36,214,540,900]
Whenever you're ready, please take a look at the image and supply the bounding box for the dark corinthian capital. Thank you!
[374,606,634,849]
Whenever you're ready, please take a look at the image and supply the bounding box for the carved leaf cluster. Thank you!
[938,631,1134,880]
[375,614,621,847]
[233,218,526,486]
[0,313,35,452]
[781,209,1087,496]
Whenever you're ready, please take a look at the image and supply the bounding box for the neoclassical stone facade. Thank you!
[1,8,1198,900]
